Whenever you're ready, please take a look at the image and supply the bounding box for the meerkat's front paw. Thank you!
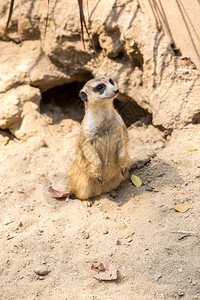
[97,176,103,184]
[121,166,128,177]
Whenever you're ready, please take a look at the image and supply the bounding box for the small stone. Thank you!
[115,238,121,245]
[110,190,117,198]
[178,291,185,296]
[146,187,153,192]
[38,276,46,280]
[154,272,162,281]
[103,230,108,235]
[178,268,183,272]
[81,231,90,239]
[19,221,23,227]
[192,280,197,286]
[127,237,132,243]
[33,266,50,276]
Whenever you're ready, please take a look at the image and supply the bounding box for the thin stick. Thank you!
[42,0,50,48]
[18,0,22,42]
[5,0,15,30]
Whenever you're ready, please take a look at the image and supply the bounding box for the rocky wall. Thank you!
[0,0,199,138]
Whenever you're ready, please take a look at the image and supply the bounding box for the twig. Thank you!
[42,0,50,48]
[5,0,15,30]
[77,0,95,50]
[18,0,22,42]
[170,230,200,236]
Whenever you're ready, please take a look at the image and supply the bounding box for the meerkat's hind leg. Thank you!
[109,190,117,198]
[48,186,71,199]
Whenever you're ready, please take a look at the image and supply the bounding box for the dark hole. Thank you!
[40,82,86,124]
[114,96,152,127]
[192,112,200,124]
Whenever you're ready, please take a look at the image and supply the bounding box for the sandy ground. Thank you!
[0,100,200,300]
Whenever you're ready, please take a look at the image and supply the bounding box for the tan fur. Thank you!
[67,76,130,199]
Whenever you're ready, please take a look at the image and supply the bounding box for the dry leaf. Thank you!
[147,124,155,129]
[123,224,128,230]
[91,262,118,281]
[131,174,142,188]
[173,203,192,212]
[188,148,198,151]
[48,187,70,199]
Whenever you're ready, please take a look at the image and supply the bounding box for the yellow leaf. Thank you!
[131,174,142,188]
[188,148,198,151]
[147,124,155,129]
[173,203,192,212]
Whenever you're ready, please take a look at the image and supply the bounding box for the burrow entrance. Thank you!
[40,81,151,127]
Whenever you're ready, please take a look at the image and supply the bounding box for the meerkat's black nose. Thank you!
[114,89,119,94]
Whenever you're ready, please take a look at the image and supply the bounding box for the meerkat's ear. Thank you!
[79,91,88,102]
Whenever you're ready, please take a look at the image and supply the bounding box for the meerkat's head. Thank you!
[79,76,119,106]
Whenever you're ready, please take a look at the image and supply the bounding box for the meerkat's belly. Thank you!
[93,132,121,179]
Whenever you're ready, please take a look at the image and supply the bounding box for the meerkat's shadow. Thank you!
[103,159,185,206]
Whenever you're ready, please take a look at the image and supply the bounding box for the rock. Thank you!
[103,230,109,235]
[115,238,121,245]
[154,272,162,281]
[33,266,50,276]
[177,291,185,297]
[0,0,199,135]
[0,85,41,133]
[81,230,90,239]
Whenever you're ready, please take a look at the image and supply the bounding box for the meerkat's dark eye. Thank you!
[96,84,104,90]
[109,78,114,85]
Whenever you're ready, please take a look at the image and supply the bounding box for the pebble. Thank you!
[154,272,162,281]
[103,230,108,235]
[33,266,50,276]
[146,187,153,192]
[177,291,185,296]
[115,238,121,245]
[81,231,90,239]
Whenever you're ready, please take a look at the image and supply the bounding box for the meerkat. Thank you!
[49,76,130,200]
